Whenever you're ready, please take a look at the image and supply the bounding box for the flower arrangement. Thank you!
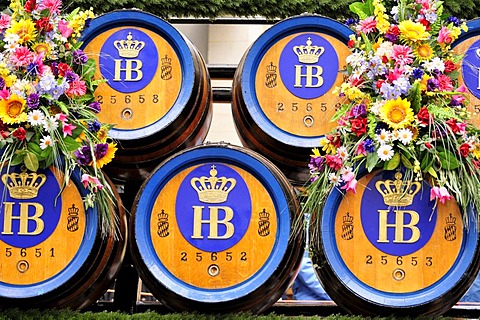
[0,0,117,236]
[302,0,480,220]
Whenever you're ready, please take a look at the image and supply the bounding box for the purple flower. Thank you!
[447,16,460,27]
[0,77,5,89]
[26,62,39,76]
[50,62,59,77]
[26,93,40,109]
[427,78,440,91]
[89,101,101,113]
[72,49,89,65]
[74,145,93,165]
[308,156,324,173]
[64,70,79,83]
[384,33,398,43]
[94,143,108,159]
[351,104,367,117]
[345,18,358,26]
[88,120,101,133]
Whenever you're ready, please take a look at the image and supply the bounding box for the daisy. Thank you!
[27,109,46,126]
[398,128,413,145]
[377,144,394,161]
[39,135,53,149]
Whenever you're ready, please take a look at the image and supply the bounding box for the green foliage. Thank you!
[0,0,479,20]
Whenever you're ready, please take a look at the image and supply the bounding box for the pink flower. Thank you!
[38,0,62,14]
[81,173,104,192]
[437,26,453,45]
[430,186,453,204]
[341,171,355,183]
[436,74,453,91]
[391,45,414,66]
[62,122,76,137]
[386,66,403,82]
[356,16,377,34]
[0,90,9,99]
[341,178,358,194]
[58,19,73,38]
[325,155,343,170]
[66,80,86,97]
[356,142,367,156]
[55,113,68,122]
[11,46,34,67]
[0,14,11,31]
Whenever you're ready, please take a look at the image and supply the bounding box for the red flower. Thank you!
[326,133,341,149]
[446,118,464,134]
[325,155,343,170]
[444,60,457,73]
[12,127,26,141]
[57,62,72,77]
[417,107,433,126]
[348,39,355,48]
[460,143,471,157]
[350,117,367,136]
[35,17,53,34]
[24,0,37,13]
[418,18,431,30]
[425,142,433,149]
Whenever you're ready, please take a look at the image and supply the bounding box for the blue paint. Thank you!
[279,33,338,99]
[0,166,62,248]
[134,145,292,302]
[176,163,251,252]
[99,28,158,93]
[360,170,436,256]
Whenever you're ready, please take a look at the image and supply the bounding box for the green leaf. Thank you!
[24,151,39,172]
[63,136,81,151]
[420,152,433,171]
[401,154,414,169]
[428,166,438,179]
[384,152,400,170]
[27,142,43,156]
[408,82,422,113]
[10,153,24,166]
[438,149,460,170]
[366,151,379,172]
[349,0,374,19]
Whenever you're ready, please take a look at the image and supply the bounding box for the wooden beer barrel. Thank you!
[453,19,480,128]
[232,14,353,185]
[81,10,213,183]
[0,164,127,309]
[130,143,304,313]
[310,169,480,316]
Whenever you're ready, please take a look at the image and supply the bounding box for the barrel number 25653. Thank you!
[365,255,433,266]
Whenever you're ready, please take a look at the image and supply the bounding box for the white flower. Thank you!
[43,115,59,132]
[375,41,394,58]
[40,135,53,150]
[370,100,383,115]
[27,110,46,126]
[3,33,19,44]
[328,173,342,186]
[398,128,413,145]
[337,146,349,161]
[340,166,353,176]
[377,144,394,161]
[376,129,391,145]
[423,57,445,73]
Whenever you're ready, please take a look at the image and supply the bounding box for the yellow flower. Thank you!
[311,147,321,158]
[0,94,27,124]
[96,143,117,168]
[414,43,433,61]
[398,20,430,43]
[420,74,430,91]
[319,137,336,155]
[97,127,109,142]
[379,97,414,130]
[33,42,51,56]
[7,19,36,44]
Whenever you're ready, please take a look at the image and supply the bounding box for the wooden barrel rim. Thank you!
[313,168,480,315]
[130,143,303,307]
[235,14,353,148]
[80,10,198,141]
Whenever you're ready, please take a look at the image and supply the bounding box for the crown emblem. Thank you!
[293,37,325,64]
[161,54,171,66]
[1,168,47,199]
[68,204,79,216]
[266,62,277,74]
[445,213,456,225]
[343,212,354,224]
[259,209,270,220]
[114,32,145,58]
[190,165,236,203]
[375,172,421,207]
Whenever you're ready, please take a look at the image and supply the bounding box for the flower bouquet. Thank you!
[0,0,117,236]
[302,0,480,229]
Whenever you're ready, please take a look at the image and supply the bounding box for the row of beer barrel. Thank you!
[0,9,479,317]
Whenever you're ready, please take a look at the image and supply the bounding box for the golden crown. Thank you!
[266,62,277,73]
[2,169,47,199]
[190,165,236,203]
[114,32,145,58]
[293,37,325,64]
[375,172,421,207]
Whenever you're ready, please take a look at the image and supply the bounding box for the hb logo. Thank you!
[113,32,145,82]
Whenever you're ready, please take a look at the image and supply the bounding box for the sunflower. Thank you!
[95,143,117,168]
[33,42,51,56]
[398,20,430,43]
[414,43,434,61]
[7,18,36,44]
[0,94,27,124]
[379,97,414,130]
